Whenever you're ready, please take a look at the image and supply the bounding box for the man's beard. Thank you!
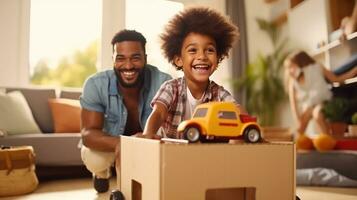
[114,67,144,88]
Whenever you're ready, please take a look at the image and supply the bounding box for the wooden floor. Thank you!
[297,186,357,200]
[1,178,116,200]
[2,178,357,200]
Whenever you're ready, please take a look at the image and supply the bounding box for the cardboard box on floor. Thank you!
[120,136,296,200]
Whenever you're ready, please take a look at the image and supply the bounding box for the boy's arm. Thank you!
[142,102,168,139]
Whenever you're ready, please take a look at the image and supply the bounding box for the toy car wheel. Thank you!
[184,126,201,143]
[244,128,261,143]
[110,189,125,200]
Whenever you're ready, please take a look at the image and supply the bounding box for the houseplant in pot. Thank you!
[231,18,289,126]
[231,18,291,141]
[322,97,349,136]
[348,112,357,136]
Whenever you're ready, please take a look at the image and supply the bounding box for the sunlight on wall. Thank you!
[126,0,184,78]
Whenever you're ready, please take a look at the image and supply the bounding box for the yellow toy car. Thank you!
[177,101,262,143]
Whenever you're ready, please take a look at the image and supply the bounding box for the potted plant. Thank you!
[231,18,289,126]
[348,112,357,136]
[322,97,349,135]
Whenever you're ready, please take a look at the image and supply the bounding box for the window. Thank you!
[218,111,237,120]
[193,108,208,118]
[29,0,102,88]
[125,0,183,78]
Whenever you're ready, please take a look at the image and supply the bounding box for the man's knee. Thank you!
[81,146,115,173]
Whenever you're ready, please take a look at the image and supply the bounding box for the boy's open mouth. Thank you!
[193,64,210,71]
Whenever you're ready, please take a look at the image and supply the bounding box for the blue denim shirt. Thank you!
[80,65,171,136]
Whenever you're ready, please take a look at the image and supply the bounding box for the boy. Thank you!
[143,7,245,139]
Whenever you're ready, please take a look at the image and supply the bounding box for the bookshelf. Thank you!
[312,32,357,71]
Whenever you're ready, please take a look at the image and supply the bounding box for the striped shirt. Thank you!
[151,77,237,138]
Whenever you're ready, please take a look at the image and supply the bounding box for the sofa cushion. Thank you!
[0,133,82,166]
[48,98,81,133]
[59,89,81,100]
[6,88,56,133]
[0,91,41,134]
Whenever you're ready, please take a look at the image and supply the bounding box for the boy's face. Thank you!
[112,41,147,88]
[174,32,218,84]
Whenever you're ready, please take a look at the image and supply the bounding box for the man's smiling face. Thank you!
[113,41,146,88]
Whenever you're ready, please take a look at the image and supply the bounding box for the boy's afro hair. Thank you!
[160,7,239,70]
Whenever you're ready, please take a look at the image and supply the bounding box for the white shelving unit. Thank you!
[313,32,357,72]
[288,0,356,71]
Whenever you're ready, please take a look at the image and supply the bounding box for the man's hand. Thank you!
[134,132,161,140]
[131,132,143,137]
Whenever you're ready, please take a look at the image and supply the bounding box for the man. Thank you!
[80,30,171,193]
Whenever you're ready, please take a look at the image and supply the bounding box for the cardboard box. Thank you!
[262,126,293,142]
[120,136,296,200]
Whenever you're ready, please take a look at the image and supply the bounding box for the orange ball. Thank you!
[313,134,336,152]
[296,134,314,150]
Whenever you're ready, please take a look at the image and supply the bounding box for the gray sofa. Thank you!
[0,87,83,166]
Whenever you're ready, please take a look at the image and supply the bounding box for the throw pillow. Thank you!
[48,98,81,133]
[0,91,41,134]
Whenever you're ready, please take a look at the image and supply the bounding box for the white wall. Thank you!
[245,0,273,61]
[0,0,30,87]
[288,0,330,53]
[177,0,225,12]
[100,0,125,70]
[270,0,289,20]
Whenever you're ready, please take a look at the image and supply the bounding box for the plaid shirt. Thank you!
[151,77,237,138]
